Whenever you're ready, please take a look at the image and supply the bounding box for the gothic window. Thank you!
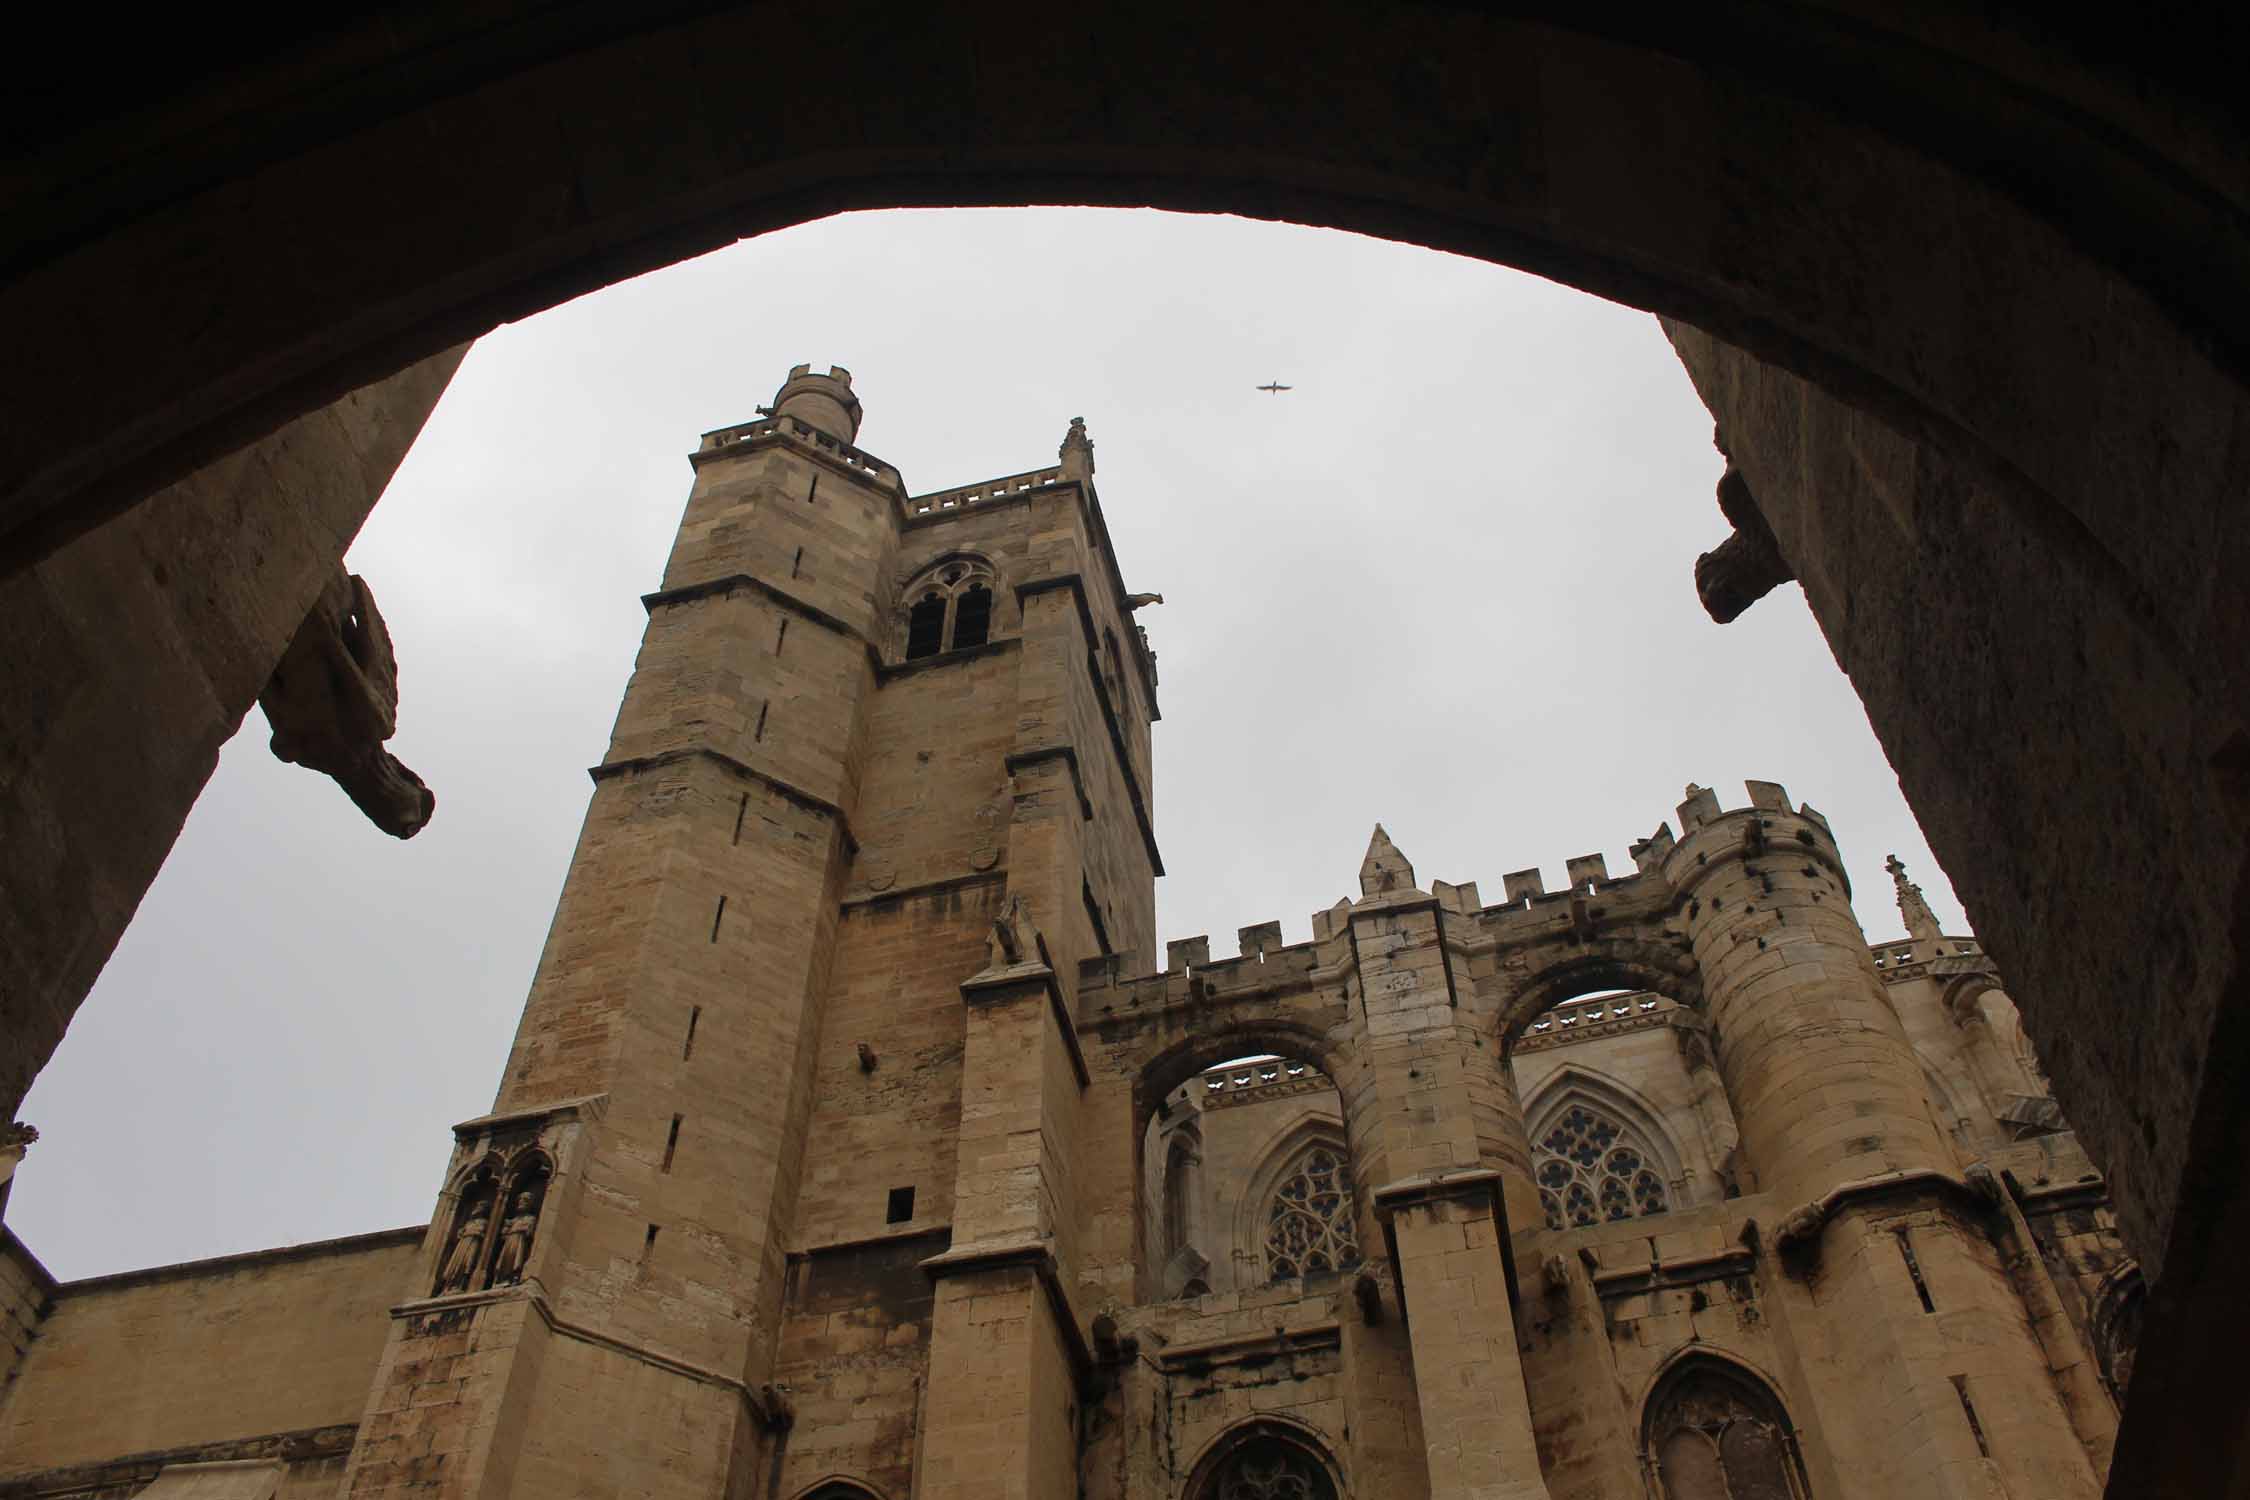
[1645,1359,1811,1500]
[1534,1101,1671,1230]
[898,559,998,660]
[952,583,992,648]
[1191,1428,1341,1500]
[904,593,946,658]
[1263,1142,1361,1281]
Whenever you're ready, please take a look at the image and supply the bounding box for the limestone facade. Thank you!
[0,372,2139,1499]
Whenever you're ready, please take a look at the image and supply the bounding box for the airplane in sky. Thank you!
[1256,380,1294,393]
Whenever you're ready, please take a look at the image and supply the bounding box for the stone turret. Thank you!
[770,362,863,443]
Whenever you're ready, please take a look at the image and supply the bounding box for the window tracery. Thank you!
[1645,1358,1810,1500]
[1534,1101,1670,1230]
[1193,1431,1340,1500]
[899,558,998,660]
[1263,1142,1360,1281]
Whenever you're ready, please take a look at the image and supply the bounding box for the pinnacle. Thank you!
[1359,823,1416,898]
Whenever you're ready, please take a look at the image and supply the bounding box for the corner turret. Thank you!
[770,363,863,443]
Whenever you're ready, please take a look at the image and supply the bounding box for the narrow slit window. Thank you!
[642,1224,660,1259]
[951,584,992,649]
[905,594,946,660]
[806,473,818,503]
[711,895,727,943]
[682,1007,701,1060]
[1896,1228,1935,1312]
[661,1115,683,1172]
[1952,1375,1991,1457]
[886,1186,916,1224]
[774,618,788,654]
[755,701,769,742]
[732,793,748,845]
[791,546,803,578]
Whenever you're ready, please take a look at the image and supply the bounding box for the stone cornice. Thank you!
[453,1093,606,1139]
[387,1284,788,1431]
[1152,1320,1342,1372]
[919,1237,1093,1388]
[839,869,1007,913]
[589,746,858,855]
[1005,744,1095,821]
[0,1424,358,1500]
[961,962,1090,1088]
[48,1225,425,1295]
[641,571,869,648]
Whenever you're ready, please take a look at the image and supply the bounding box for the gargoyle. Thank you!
[259,567,435,838]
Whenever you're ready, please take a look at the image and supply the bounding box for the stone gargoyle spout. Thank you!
[259,567,435,838]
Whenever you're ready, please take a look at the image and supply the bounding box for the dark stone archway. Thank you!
[7,6,2250,1492]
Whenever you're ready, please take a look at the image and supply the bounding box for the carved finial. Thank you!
[1059,416,1095,480]
[988,894,1046,971]
[1886,854,1944,943]
[1359,824,1416,897]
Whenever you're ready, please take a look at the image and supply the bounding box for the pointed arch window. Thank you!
[1263,1142,1361,1281]
[1534,1101,1670,1230]
[1644,1358,1812,1499]
[1189,1425,1342,1500]
[898,558,998,660]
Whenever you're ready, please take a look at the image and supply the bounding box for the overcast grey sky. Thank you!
[12,209,1964,1279]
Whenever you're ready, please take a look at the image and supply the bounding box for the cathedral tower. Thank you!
[335,368,1161,1500]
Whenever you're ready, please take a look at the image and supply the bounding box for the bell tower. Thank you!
[337,365,1164,1500]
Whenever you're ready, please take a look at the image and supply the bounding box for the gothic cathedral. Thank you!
[0,368,2140,1500]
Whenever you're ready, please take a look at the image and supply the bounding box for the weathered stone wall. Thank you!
[0,1229,420,1477]
[0,1234,51,1398]
[0,345,464,1122]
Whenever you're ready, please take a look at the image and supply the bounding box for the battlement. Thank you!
[692,412,903,487]
[905,465,1067,518]
[1077,920,1327,1015]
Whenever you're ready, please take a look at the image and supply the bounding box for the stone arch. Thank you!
[2090,1262,2145,1403]
[1182,1416,1346,1500]
[1523,1067,1683,1232]
[1498,944,1703,1050]
[790,1479,888,1500]
[1639,1350,1813,1500]
[432,1152,508,1296]
[1229,1111,1361,1286]
[1123,1019,1365,1302]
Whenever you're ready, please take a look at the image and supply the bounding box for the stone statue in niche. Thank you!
[437,1184,495,1295]
[258,566,435,839]
[490,1192,540,1285]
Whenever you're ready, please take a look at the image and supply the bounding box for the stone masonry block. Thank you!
[1167,935,1210,972]
[1238,921,1283,958]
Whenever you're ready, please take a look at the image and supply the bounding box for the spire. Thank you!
[1059,415,1095,480]
[1886,853,1944,943]
[1359,824,1416,897]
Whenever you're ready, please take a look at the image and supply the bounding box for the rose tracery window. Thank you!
[1197,1432,1341,1500]
[1534,1101,1671,1230]
[1264,1143,1361,1281]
